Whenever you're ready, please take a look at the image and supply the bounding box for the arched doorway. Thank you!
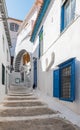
[14,50,31,72]
[14,50,31,87]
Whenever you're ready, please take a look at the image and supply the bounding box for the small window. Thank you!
[10,23,19,32]
[61,0,75,32]
[15,24,19,32]
[10,23,14,31]
[39,26,43,58]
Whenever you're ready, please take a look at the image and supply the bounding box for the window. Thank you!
[39,26,43,58]
[15,23,19,32]
[61,66,71,98]
[61,0,75,32]
[2,64,5,85]
[53,58,75,102]
[10,23,19,32]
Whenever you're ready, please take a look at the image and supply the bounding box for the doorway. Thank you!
[33,60,37,88]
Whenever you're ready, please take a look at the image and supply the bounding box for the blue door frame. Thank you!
[34,60,37,88]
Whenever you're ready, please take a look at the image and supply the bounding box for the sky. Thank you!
[6,0,35,20]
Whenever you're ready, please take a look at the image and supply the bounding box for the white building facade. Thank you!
[30,0,80,115]
[8,18,22,71]
[0,0,11,101]
[13,0,43,87]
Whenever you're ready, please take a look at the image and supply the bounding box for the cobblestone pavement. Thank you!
[0,86,79,130]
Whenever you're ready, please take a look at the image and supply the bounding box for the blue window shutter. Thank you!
[71,59,75,101]
[53,69,60,98]
[60,6,64,32]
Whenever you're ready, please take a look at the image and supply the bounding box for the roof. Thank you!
[8,17,23,23]
[30,0,51,42]
[0,0,11,46]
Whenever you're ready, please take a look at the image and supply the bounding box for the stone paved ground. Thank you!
[0,86,79,130]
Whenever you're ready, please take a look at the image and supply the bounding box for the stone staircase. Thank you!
[0,86,79,130]
[8,85,32,95]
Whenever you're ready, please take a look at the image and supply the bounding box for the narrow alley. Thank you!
[0,0,80,129]
[0,86,79,130]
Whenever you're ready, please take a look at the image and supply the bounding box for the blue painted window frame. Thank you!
[53,58,75,102]
[38,26,43,58]
[60,0,75,32]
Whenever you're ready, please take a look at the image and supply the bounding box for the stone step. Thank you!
[0,86,79,130]
[0,106,48,110]
[0,107,57,117]
[8,93,33,96]
[2,100,41,103]
[2,101,45,107]
[5,97,37,100]
[0,117,79,130]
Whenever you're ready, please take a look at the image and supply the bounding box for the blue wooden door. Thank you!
[34,60,37,87]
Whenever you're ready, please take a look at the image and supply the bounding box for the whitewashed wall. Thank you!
[0,13,10,102]
[15,11,38,57]
[14,9,39,88]
[33,0,80,114]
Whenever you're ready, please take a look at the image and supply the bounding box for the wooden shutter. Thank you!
[60,6,64,32]
[70,59,75,101]
[53,69,60,98]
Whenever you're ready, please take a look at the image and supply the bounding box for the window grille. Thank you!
[61,66,71,98]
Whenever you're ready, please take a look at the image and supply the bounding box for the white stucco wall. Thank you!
[10,72,21,85]
[0,13,11,102]
[33,0,80,114]
[13,6,39,88]
[15,10,38,57]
